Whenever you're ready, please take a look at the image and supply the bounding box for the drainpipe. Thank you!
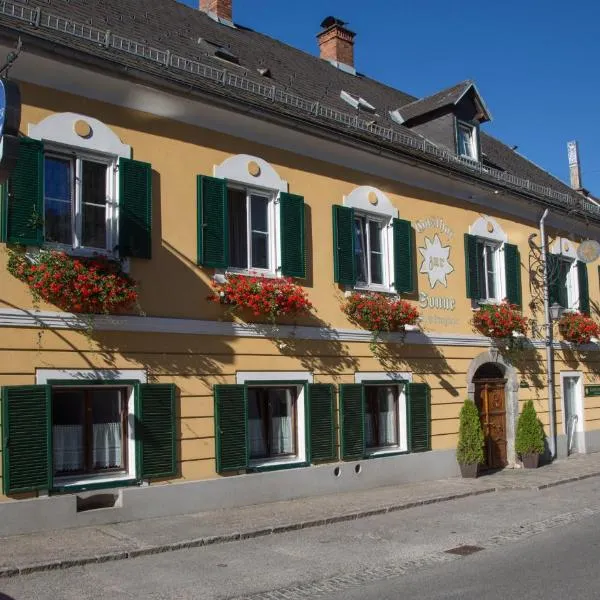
[540,208,557,459]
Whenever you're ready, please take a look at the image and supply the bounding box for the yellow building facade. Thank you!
[0,0,599,534]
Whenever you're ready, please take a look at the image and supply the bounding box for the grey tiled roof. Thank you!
[396,80,473,123]
[0,0,589,214]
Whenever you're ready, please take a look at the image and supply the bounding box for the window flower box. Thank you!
[472,301,528,339]
[341,291,419,335]
[8,250,138,314]
[558,312,600,345]
[208,274,312,323]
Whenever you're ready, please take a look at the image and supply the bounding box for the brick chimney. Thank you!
[317,17,356,73]
[200,0,232,23]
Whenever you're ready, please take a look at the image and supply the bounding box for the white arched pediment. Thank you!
[550,237,577,259]
[28,113,130,158]
[469,216,507,242]
[214,154,288,192]
[343,186,398,218]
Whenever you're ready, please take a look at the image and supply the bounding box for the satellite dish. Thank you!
[577,239,600,263]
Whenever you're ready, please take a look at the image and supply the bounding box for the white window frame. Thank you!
[225,183,278,277]
[236,371,311,469]
[550,239,580,311]
[476,239,504,302]
[35,369,145,490]
[457,121,478,161]
[560,371,586,454]
[43,145,118,257]
[354,211,393,292]
[354,372,410,456]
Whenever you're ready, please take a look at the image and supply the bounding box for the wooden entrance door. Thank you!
[474,379,507,469]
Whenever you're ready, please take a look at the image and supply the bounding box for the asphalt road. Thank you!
[2,477,600,599]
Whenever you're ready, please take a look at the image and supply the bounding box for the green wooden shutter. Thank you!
[578,261,590,315]
[333,205,356,286]
[280,192,306,278]
[197,175,228,268]
[308,384,335,462]
[393,218,414,293]
[139,383,177,479]
[340,383,364,460]
[547,253,561,307]
[464,234,480,299]
[504,243,522,306]
[2,385,51,494]
[408,382,431,453]
[214,384,248,473]
[119,157,152,258]
[4,137,44,245]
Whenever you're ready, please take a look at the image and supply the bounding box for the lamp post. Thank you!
[549,302,564,323]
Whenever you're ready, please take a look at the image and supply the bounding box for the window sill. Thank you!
[349,285,396,296]
[365,447,408,459]
[215,269,280,282]
[52,475,138,494]
[26,246,128,271]
[248,458,308,473]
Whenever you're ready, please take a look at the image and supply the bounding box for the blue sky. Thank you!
[181,0,599,192]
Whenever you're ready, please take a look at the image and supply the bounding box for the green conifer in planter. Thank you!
[515,400,545,468]
[456,400,485,478]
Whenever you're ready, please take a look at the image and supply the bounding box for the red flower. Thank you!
[472,301,528,339]
[558,312,600,345]
[342,292,419,333]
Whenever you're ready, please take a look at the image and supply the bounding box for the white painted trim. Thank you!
[237,371,313,384]
[551,237,578,260]
[28,112,131,159]
[214,154,288,193]
[1,307,595,350]
[560,371,586,454]
[344,186,398,219]
[469,216,507,243]
[354,371,412,383]
[236,373,309,469]
[36,368,147,384]
[549,243,580,310]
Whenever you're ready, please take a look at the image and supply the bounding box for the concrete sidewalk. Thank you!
[1,454,599,578]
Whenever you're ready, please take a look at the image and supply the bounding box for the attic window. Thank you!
[457,121,478,161]
[340,91,376,113]
[198,38,239,65]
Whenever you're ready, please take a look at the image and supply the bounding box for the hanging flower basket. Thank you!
[558,312,600,345]
[208,274,313,323]
[472,301,528,339]
[8,250,138,314]
[341,292,419,335]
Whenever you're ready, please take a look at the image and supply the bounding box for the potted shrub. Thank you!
[472,300,528,339]
[515,400,545,468]
[456,400,485,478]
[558,312,600,345]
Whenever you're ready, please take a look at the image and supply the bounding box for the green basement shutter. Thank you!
[119,157,152,258]
[340,383,364,460]
[578,261,590,315]
[333,205,356,286]
[2,385,51,495]
[4,137,44,245]
[214,384,248,473]
[308,384,336,462]
[408,383,431,453]
[393,218,415,293]
[504,243,522,307]
[464,233,480,299]
[279,192,306,278]
[139,384,177,479]
[547,254,561,307]
[197,175,228,268]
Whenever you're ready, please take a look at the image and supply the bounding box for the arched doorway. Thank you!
[473,363,507,469]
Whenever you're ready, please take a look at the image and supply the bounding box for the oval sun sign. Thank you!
[577,239,600,264]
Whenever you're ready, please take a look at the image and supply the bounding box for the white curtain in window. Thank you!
[249,418,267,457]
[92,422,122,468]
[378,387,397,446]
[53,425,84,472]
[271,389,294,455]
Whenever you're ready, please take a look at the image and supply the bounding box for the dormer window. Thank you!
[457,121,478,160]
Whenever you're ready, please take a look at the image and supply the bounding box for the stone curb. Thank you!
[1,471,599,579]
